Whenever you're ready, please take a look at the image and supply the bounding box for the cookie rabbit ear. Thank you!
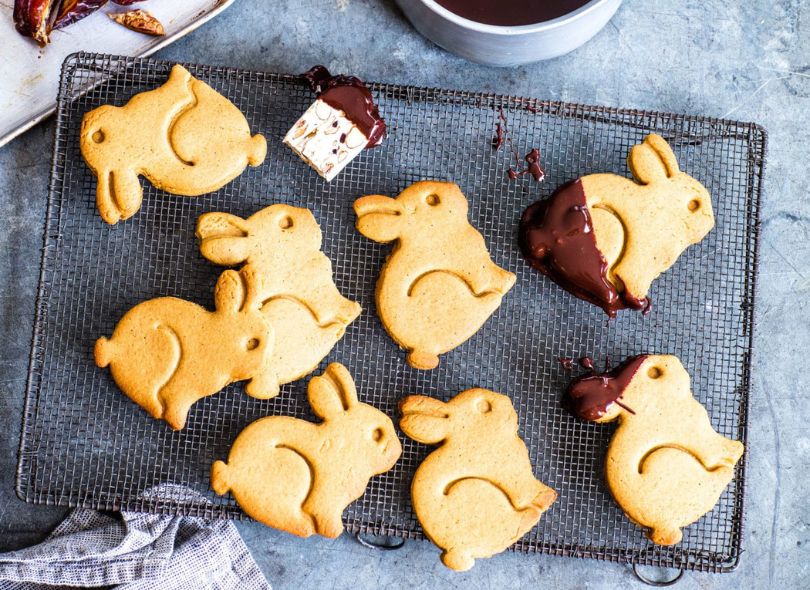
[354,195,404,243]
[196,212,253,266]
[237,267,263,310]
[628,134,680,185]
[214,270,247,314]
[308,363,357,420]
[399,395,450,444]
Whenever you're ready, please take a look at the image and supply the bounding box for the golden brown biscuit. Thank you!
[211,363,402,538]
[564,354,744,545]
[196,205,361,398]
[519,134,714,316]
[81,64,266,224]
[354,181,516,370]
[400,389,557,571]
[95,269,273,430]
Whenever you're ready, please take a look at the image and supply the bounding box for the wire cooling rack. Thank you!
[19,52,765,573]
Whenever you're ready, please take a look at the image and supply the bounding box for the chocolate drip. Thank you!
[300,65,386,148]
[518,179,650,317]
[493,109,544,183]
[435,0,591,27]
[492,121,505,150]
[563,355,647,421]
[509,148,545,182]
[558,356,574,370]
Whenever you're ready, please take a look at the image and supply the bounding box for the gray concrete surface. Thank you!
[0,0,807,588]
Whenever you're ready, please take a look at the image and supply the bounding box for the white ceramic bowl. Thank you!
[395,0,623,66]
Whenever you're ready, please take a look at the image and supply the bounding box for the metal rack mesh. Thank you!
[18,53,765,573]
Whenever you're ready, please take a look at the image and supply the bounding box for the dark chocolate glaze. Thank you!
[435,0,591,27]
[300,65,386,148]
[578,356,595,371]
[518,179,650,318]
[563,355,647,421]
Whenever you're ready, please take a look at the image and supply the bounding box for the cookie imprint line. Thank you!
[155,323,182,410]
[649,141,677,178]
[406,269,506,298]
[402,409,449,420]
[163,75,199,169]
[235,269,260,312]
[363,206,402,217]
[107,170,122,213]
[637,444,730,475]
[260,295,346,329]
[318,370,350,409]
[276,443,317,527]
[590,202,629,282]
[442,476,529,512]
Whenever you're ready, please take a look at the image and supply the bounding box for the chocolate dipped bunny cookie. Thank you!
[519,134,714,316]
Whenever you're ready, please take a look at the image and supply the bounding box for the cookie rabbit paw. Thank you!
[441,549,475,572]
[407,350,440,371]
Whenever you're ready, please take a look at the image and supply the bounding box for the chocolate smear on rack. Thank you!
[492,108,545,183]
[300,65,386,147]
[562,355,646,421]
[508,148,545,182]
[518,179,650,318]
[558,357,574,370]
[492,121,506,150]
[578,356,595,371]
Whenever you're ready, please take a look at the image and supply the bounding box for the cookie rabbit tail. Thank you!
[247,134,268,166]
[94,337,114,368]
[210,460,231,495]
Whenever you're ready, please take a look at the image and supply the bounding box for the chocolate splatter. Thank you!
[492,108,545,183]
[558,357,575,370]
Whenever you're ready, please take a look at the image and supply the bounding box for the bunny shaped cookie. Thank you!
[355,181,516,370]
[519,134,714,316]
[95,269,273,430]
[211,363,401,538]
[81,64,266,224]
[400,389,557,571]
[564,354,744,545]
[196,205,361,399]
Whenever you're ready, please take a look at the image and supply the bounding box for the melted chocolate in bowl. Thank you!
[434,0,592,27]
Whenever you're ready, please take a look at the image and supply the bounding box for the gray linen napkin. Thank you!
[0,486,270,590]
